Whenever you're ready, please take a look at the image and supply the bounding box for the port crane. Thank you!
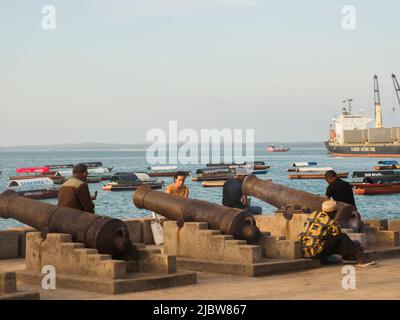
[392,74,400,112]
[374,75,383,128]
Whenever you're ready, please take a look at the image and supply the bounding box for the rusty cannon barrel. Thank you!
[0,190,133,260]
[133,186,262,244]
[242,175,363,231]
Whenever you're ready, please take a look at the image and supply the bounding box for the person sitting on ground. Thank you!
[57,163,97,213]
[222,174,262,215]
[324,170,356,208]
[165,171,189,198]
[298,200,378,267]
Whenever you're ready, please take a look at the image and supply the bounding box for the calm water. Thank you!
[1,145,399,230]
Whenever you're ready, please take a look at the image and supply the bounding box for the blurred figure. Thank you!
[223,174,262,215]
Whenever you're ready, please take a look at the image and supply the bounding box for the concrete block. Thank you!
[123,219,142,244]
[0,230,19,260]
[262,236,302,259]
[0,272,16,294]
[388,220,400,232]
[138,218,155,244]
[4,227,37,258]
[364,219,388,230]
[255,213,308,241]
[163,221,261,264]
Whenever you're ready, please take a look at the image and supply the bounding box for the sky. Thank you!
[1,0,400,146]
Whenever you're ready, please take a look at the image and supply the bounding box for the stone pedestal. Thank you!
[0,272,39,300]
[163,221,318,276]
[17,232,196,295]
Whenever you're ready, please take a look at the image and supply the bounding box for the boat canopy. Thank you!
[293,162,317,167]
[16,167,50,174]
[110,173,151,184]
[377,160,398,165]
[148,166,178,171]
[8,178,54,191]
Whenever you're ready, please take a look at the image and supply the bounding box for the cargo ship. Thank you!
[325,74,400,157]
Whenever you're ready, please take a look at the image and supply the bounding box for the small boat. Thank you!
[206,161,270,170]
[201,180,227,188]
[373,164,400,170]
[102,173,163,191]
[267,145,289,152]
[16,166,50,174]
[292,162,317,167]
[147,166,191,178]
[7,178,58,199]
[45,164,74,170]
[192,175,236,182]
[377,160,398,165]
[86,176,102,184]
[287,167,333,173]
[354,183,400,195]
[288,172,349,179]
[352,170,399,178]
[9,174,66,184]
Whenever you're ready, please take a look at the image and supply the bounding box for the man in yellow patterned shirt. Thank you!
[299,200,377,266]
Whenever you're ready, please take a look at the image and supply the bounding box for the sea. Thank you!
[1,143,399,230]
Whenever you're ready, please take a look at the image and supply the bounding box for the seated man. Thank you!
[222,174,262,215]
[57,163,97,213]
[298,200,377,267]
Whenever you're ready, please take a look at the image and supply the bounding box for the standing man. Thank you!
[324,170,356,208]
[57,163,97,213]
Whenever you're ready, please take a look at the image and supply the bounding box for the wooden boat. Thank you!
[288,172,349,179]
[287,167,333,173]
[147,170,191,178]
[267,146,289,152]
[9,174,66,184]
[352,170,398,178]
[292,162,317,167]
[206,162,270,170]
[7,178,58,199]
[354,183,400,195]
[373,165,400,170]
[16,167,50,174]
[377,160,398,165]
[201,180,226,188]
[86,176,102,183]
[192,174,236,182]
[102,173,163,191]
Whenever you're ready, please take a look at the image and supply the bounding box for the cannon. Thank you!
[133,186,262,244]
[242,175,363,231]
[0,190,133,260]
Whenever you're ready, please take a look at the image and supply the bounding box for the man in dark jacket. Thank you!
[57,164,96,213]
[325,170,356,208]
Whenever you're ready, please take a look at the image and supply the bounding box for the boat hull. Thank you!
[325,141,400,157]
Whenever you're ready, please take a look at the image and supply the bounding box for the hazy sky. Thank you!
[1,0,400,146]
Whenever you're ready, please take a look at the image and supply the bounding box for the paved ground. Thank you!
[1,258,400,300]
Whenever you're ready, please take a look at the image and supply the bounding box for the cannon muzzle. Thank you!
[243,175,363,231]
[0,190,133,260]
[133,186,262,244]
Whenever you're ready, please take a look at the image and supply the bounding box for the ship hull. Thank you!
[325,141,400,157]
